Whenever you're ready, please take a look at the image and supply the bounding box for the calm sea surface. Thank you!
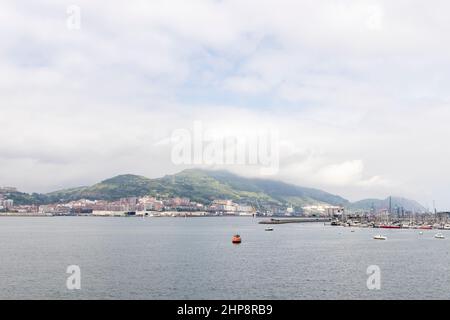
[0,216,450,300]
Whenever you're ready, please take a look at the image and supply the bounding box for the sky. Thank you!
[1,0,449,209]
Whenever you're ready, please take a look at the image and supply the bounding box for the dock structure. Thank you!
[258,218,331,224]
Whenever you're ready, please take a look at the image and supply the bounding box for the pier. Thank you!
[258,218,331,224]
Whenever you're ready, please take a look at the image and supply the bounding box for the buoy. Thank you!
[232,234,242,244]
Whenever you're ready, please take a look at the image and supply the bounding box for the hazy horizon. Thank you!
[1,1,450,209]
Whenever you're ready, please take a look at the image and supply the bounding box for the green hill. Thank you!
[156,169,348,206]
[12,169,349,206]
[8,169,425,212]
[46,175,157,201]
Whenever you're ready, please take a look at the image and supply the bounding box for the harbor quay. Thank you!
[329,211,450,230]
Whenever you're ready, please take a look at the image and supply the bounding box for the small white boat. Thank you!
[265,227,274,231]
[419,231,423,235]
[435,233,445,239]
[373,235,387,240]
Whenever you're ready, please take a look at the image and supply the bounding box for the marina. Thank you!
[328,216,450,231]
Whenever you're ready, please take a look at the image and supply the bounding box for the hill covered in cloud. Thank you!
[8,169,425,213]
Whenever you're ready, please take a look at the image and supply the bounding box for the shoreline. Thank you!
[0,213,278,218]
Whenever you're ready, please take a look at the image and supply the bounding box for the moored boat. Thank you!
[379,225,401,229]
[359,224,369,228]
[435,233,445,239]
[330,220,341,226]
[373,235,387,240]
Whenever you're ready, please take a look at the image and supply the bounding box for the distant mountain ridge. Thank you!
[349,196,426,213]
[6,169,426,212]
[43,169,348,207]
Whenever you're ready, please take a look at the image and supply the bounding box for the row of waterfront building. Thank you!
[36,198,268,216]
[0,185,349,217]
[0,191,346,217]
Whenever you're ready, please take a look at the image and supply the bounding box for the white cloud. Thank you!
[316,160,366,186]
[224,75,271,94]
[1,1,450,207]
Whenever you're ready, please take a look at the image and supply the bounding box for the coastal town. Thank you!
[0,185,347,217]
[2,185,449,225]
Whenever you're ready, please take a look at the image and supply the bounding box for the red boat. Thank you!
[418,225,433,230]
[379,225,401,229]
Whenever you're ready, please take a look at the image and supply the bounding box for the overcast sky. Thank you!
[1,1,449,209]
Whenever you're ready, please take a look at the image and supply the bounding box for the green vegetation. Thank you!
[10,169,348,206]
[8,192,50,205]
[8,169,425,212]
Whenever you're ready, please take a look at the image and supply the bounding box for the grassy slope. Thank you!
[13,169,349,206]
